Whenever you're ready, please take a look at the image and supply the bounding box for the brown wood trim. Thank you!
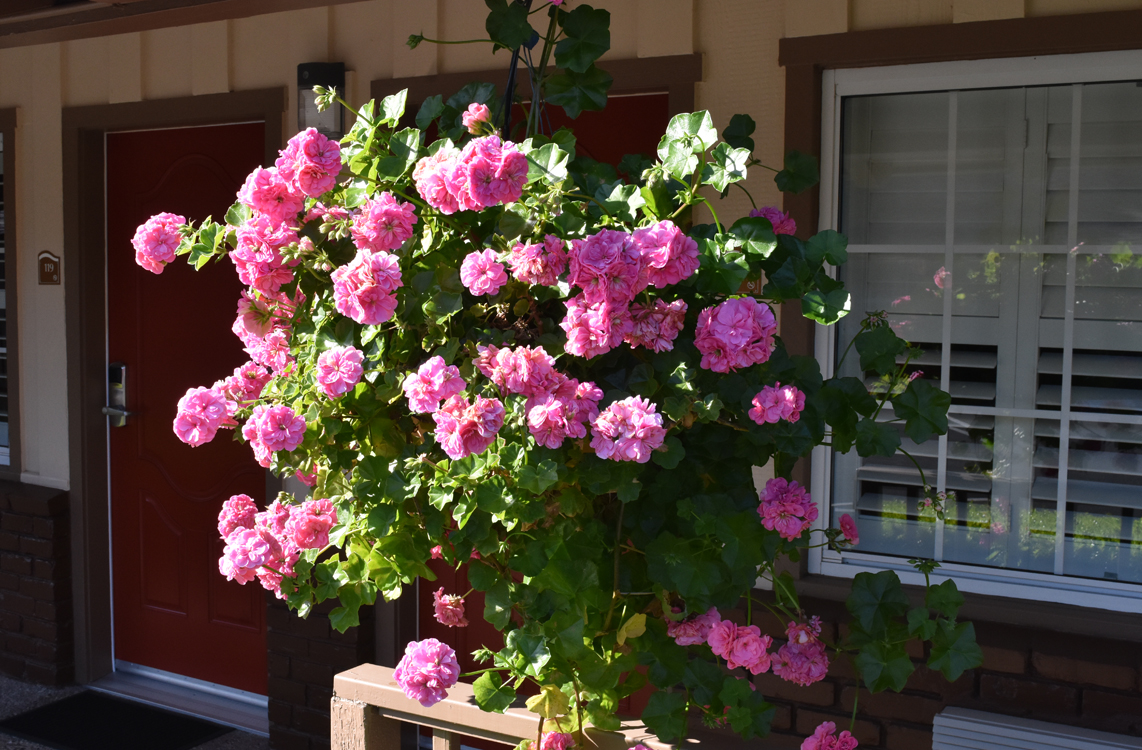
[0,0,369,50]
[779,8,1142,69]
[0,108,19,484]
[62,87,286,683]
[370,53,703,120]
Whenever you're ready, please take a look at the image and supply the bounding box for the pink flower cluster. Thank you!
[217,362,271,404]
[432,394,505,460]
[561,224,696,359]
[403,356,467,414]
[432,588,468,627]
[708,619,773,675]
[839,514,859,545]
[350,193,418,253]
[758,478,818,541]
[275,127,342,198]
[461,102,492,134]
[666,607,720,646]
[538,733,575,750]
[238,166,304,227]
[626,299,687,353]
[331,247,403,324]
[173,386,234,447]
[412,135,527,215]
[231,211,299,297]
[316,346,364,398]
[694,297,777,373]
[507,235,567,286]
[749,382,806,425]
[132,212,185,274]
[774,617,829,687]
[242,405,307,468]
[230,287,304,376]
[590,396,666,463]
[460,249,508,296]
[217,495,337,598]
[802,722,857,750]
[526,379,603,449]
[750,206,797,236]
[393,638,460,707]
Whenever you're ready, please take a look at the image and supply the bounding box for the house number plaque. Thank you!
[38,251,61,285]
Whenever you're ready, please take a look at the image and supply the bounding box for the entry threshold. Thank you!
[90,661,269,737]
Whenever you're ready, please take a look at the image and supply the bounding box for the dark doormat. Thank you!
[0,690,231,750]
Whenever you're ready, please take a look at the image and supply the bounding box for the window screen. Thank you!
[833,82,1142,584]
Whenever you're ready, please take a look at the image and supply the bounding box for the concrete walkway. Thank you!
[0,673,269,750]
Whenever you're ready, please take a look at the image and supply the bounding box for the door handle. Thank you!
[106,362,132,427]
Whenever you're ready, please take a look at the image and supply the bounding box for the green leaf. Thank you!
[774,149,819,194]
[468,561,499,592]
[374,127,420,180]
[329,602,361,632]
[847,570,910,636]
[475,480,510,514]
[225,201,251,227]
[415,94,444,130]
[807,229,849,266]
[855,418,901,458]
[525,684,569,718]
[907,607,938,640]
[802,288,852,325]
[380,89,407,124]
[343,187,367,208]
[856,325,909,375]
[665,110,718,152]
[526,142,570,184]
[925,579,965,619]
[517,459,559,495]
[505,630,551,678]
[722,113,756,152]
[485,0,533,50]
[474,672,517,713]
[616,613,646,646]
[702,142,750,191]
[484,580,513,630]
[656,135,697,180]
[188,244,214,270]
[728,216,777,260]
[928,621,983,681]
[546,65,613,119]
[651,437,685,470]
[855,641,914,693]
[642,691,687,742]
[892,378,951,444]
[554,5,610,73]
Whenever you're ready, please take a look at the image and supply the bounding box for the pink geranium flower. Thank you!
[666,607,720,646]
[758,477,818,541]
[132,212,185,274]
[351,192,418,253]
[725,625,774,675]
[237,166,304,226]
[567,229,643,305]
[284,498,338,550]
[590,396,666,463]
[694,297,777,373]
[538,733,575,750]
[331,248,403,324]
[802,722,858,750]
[560,295,631,359]
[840,514,859,545]
[173,386,232,447]
[625,299,687,353]
[462,102,492,134]
[749,382,806,425]
[633,220,700,288]
[432,394,504,460]
[316,345,365,398]
[393,639,461,707]
[403,356,467,413]
[217,494,258,538]
[460,249,508,296]
[749,206,797,235]
[276,127,341,197]
[508,235,567,286]
[432,588,468,627]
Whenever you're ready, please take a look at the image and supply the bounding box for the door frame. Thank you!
[62,88,286,684]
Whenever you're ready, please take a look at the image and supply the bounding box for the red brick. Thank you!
[771,703,792,731]
[1081,689,1142,734]
[32,559,66,581]
[268,633,310,658]
[9,491,67,517]
[981,644,1027,674]
[31,517,60,540]
[828,655,858,681]
[0,591,35,616]
[797,709,880,746]
[907,664,974,699]
[1,512,33,534]
[1031,652,1136,691]
[268,728,311,750]
[269,652,291,678]
[0,531,18,551]
[20,577,57,600]
[268,676,307,704]
[0,610,20,632]
[19,537,54,558]
[1,553,31,575]
[841,687,943,724]
[0,570,19,591]
[24,660,73,686]
[308,640,361,667]
[0,653,26,676]
[306,686,333,710]
[291,658,333,685]
[885,724,933,750]
[22,617,58,641]
[34,600,62,620]
[980,675,1078,717]
[754,672,836,706]
[268,698,293,726]
[292,706,331,736]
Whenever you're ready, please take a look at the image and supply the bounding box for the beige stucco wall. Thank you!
[5,0,1142,489]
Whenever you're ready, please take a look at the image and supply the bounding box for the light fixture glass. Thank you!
[297,62,346,138]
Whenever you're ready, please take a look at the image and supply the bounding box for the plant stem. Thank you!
[602,502,626,632]
[700,198,724,234]
[733,181,758,210]
[899,448,928,488]
[420,37,494,45]
[527,10,560,138]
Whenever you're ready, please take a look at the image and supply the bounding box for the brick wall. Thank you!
[0,480,73,686]
[751,599,1142,749]
[267,594,375,750]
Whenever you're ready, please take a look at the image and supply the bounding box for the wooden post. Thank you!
[433,728,462,750]
[331,695,403,749]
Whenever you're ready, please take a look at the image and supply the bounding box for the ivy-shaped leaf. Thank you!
[722,113,756,152]
[702,142,750,191]
[855,641,914,693]
[774,149,819,194]
[485,0,533,50]
[546,65,613,119]
[855,418,901,458]
[856,325,909,375]
[892,378,951,444]
[847,570,910,636]
[474,672,517,713]
[929,621,983,681]
[554,5,610,73]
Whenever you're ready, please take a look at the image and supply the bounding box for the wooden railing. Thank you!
[331,664,678,750]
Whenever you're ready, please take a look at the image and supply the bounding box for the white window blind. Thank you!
[831,81,1142,586]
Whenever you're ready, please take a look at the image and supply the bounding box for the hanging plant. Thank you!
[132,2,978,747]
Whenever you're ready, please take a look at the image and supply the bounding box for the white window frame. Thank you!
[810,49,1142,614]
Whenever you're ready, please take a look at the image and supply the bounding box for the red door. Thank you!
[107,123,269,694]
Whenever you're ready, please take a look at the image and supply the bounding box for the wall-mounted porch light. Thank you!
[298,62,346,138]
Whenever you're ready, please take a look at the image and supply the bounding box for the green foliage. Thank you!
[546,65,613,119]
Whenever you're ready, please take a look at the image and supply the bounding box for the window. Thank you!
[813,53,1142,612]
[0,130,9,467]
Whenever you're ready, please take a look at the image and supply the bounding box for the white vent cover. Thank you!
[934,708,1142,750]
